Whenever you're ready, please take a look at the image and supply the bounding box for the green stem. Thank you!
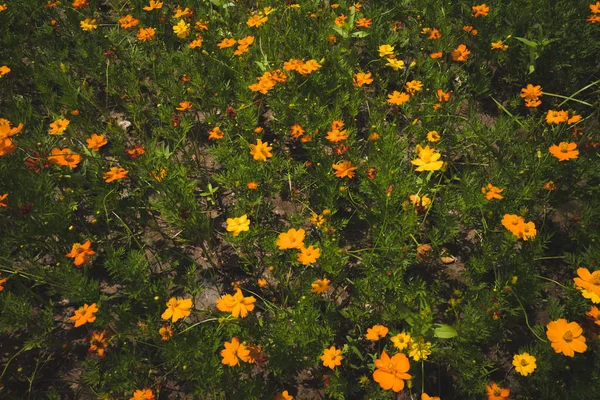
[512,292,547,343]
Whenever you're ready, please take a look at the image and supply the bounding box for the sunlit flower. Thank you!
[119,15,140,29]
[297,245,320,265]
[486,382,509,400]
[525,98,541,108]
[70,303,98,327]
[356,18,372,28]
[0,118,23,139]
[353,72,373,87]
[332,160,358,178]
[411,145,443,171]
[451,44,470,61]
[173,7,191,18]
[216,289,256,318]
[391,332,412,351]
[472,4,490,17]
[491,40,508,50]
[546,318,587,357]
[549,142,578,161]
[48,118,70,134]
[573,267,600,303]
[103,167,128,183]
[131,389,155,400]
[86,134,107,151]
[430,51,443,59]
[226,214,250,236]
[422,394,440,400]
[386,58,405,70]
[66,240,96,266]
[277,228,305,250]
[546,110,569,124]
[405,80,423,94]
[80,18,98,31]
[208,126,225,140]
[48,148,81,168]
[143,0,162,11]
[481,183,504,200]
[373,351,411,392]
[378,44,395,57]
[138,27,156,41]
[521,84,542,101]
[365,325,388,340]
[221,337,251,366]
[334,14,347,27]
[247,14,268,27]
[512,353,536,376]
[249,139,273,162]
[427,130,441,142]
[321,346,343,369]
[408,339,432,361]
[311,278,331,294]
[0,65,10,76]
[387,91,410,105]
[173,20,191,38]
[586,306,600,325]
[161,297,193,323]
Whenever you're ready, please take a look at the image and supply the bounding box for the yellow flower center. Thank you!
[590,272,600,285]
[559,143,569,152]
[520,359,529,366]
[563,330,573,342]
[494,388,501,396]
[386,362,396,373]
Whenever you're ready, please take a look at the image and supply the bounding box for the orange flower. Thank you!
[257,278,267,288]
[221,337,251,366]
[173,7,191,18]
[208,126,225,140]
[159,325,174,341]
[334,14,347,27]
[525,98,541,108]
[591,2,600,13]
[428,28,441,39]
[486,382,509,400]
[48,118,70,135]
[297,245,320,265]
[277,228,305,250]
[142,0,162,11]
[283,58,322,76]
[520,84,542,101]
[66,240,96,266]
[321,346,343,369]
[86,134,107,151]
[126,145,145,159]
[372,351,412,392]
[411,145,443,172]
[0,118,22,140]
[0,274,6,291]
[89,330,108,357]
[130,389,155,400]
[176,101,192,111]
[161,297,193,323]
[589,15,600,23]
[549,142,578,161]
[0,65,10,76]
[353,72,373,87]
[290,124,305,139]
[427,131,441,142]
[0,138,17,156]
[586,306,600,325]
[332,160,358,178]
[195,19,209,31]
[274,391,293,400]
[546,319,587,357]
[436,89,451,102]
[103,167,128,182]
[365,324,389,340]
[387,91,410,105]
[70,303,99,327]
[218,38,237,48]
[546,110,569,124]
[501,214,536,240]
[543,181,557,191]
[137,27,156,41]
[356,18,372,28]
[573,267,600,303]
[472,4,490,17]
[48,148,81,168]
[325,127,349,142]
[311,278,331,294]
[491,40,508,50]
[0,193,7,208]
[430,51,443,59]
[216,289,256,318]
[481,183,504,200]
[247,181,259,189]
[119,15,140,29]
[247,14,268,27]
[422,394,440,400]
[451,44,470,61]
[249,139,273,162]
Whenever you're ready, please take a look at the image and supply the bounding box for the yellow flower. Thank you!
[385,58,405,70]
[391,332,412,350]
[143,0,163,11]
[387,91,410,105]
[80,18,98,31]
[411,145,443,172]
[321,346,343,369]
[378,44,395,57]
[48,118,70,135]
[173,20,191,38]
[427,130,440,142]
[512,353,537,376]
[353,72,373,87]
[408,339,432,361]
[405,80,423,94]
[216,289,256,318]
[249,139,273,162]
[247,14,268,27]
[161,297,193,323]
[226,214,250,236]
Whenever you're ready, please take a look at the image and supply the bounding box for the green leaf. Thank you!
[433,324,458,339]
[513,36,538,48]
[332,26,349,39]
[351,31,370,38]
